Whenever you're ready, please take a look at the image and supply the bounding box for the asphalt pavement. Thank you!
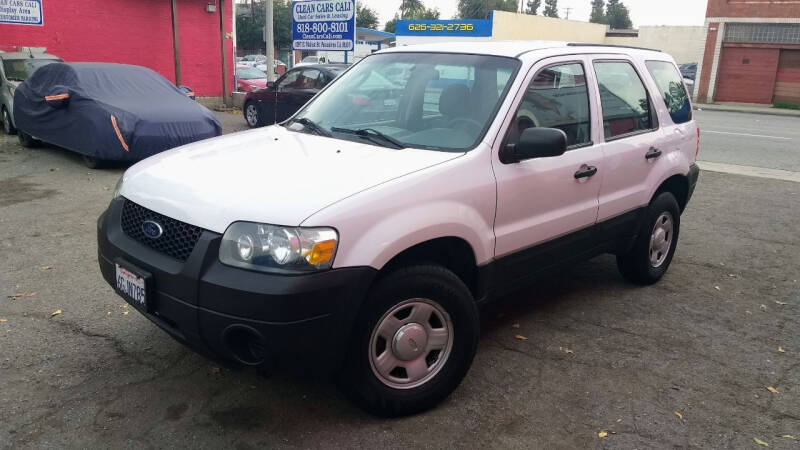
[694,110,800,172]
[0,110,798,448]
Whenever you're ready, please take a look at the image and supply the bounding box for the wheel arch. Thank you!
[653,173,689,212]
[379,236,481,301]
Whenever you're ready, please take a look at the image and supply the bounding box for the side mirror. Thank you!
[501,127,567,164]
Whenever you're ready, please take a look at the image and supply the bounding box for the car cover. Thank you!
[13,63,221,162]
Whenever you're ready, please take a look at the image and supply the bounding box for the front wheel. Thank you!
[244,101,262,128]
[17,130,38,148]
[617,192,681,285]
[339,265,479,417]
[2,107,16,135]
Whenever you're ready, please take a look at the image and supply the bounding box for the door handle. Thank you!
[574,165,598,179]
[645,147,662,160]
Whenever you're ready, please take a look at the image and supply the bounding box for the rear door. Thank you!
[592,57,664,222]
[492,55,604,284]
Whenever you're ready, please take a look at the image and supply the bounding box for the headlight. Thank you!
[112,176,124,199]
[220,222,338,273]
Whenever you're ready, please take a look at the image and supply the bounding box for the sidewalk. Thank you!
[694,102,800,117]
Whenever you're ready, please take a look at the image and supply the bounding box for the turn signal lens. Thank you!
[306,239,337,265]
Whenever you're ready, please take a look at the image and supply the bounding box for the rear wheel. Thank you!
[244,101,262,128]
[82,155,107,169]
[339,265,479,417]
[17,130,38,148]
[617,192,681,285]
[2,107,16,135]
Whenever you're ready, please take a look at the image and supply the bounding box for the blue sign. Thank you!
[0,0,43,26]
[396,17,493,38]
[292,0,356,51]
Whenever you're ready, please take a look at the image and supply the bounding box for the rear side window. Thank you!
[594,61,655,139]
[645,61,692,124]
[507,63,592,148]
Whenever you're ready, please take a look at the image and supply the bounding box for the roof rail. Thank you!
[567,42,661,52]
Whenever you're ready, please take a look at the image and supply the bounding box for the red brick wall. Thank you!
[706,0,800,18]
[0,0,233,97]
[715,46,780,103]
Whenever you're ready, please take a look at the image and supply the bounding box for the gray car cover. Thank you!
[14,62,221,162]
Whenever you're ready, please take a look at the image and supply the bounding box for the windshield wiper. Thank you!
[330,127,404,149]
[286,117,331,137]
[6,77,24,82]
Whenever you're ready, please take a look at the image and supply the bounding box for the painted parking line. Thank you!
[698,161,800,183]
[703,130,792,140]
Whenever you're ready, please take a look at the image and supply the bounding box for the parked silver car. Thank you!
[0,50,63,135]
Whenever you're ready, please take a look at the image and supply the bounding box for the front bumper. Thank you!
[97,198,376,372]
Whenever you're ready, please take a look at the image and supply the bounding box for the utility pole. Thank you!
[170,0,181,86]
[563,7,573,19]
[265,0,276,82]
[219,0,230,106]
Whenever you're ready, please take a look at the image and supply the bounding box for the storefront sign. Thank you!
[396,17,493,38]
[0,0,43,26]
[292,0,355,51]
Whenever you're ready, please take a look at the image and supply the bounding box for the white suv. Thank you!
[98,41,700,416]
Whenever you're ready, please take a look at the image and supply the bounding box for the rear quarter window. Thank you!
[645,61,692,124]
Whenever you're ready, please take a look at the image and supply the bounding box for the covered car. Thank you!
[13,62,221,167]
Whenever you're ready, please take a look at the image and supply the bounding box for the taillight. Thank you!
[695,126,700,158]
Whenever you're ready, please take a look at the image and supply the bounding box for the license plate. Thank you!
[115,262,148,310]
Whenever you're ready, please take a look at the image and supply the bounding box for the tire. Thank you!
[2,107,16,135]
[338,265,479,417]
[617,192,681,285]
[82,155,107,169]
[244,101,262,128]
[17,130,38,148]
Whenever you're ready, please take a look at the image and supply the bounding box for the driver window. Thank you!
[507,63,592,148]
[277,70,301,89]
[299,69,324,89]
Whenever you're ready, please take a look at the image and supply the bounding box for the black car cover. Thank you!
[14,63,221,162]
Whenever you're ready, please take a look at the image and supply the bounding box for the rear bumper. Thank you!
[97,198,376,372]
[686,163,700,206]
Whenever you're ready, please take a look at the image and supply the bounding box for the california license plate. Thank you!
[115,262,148,310]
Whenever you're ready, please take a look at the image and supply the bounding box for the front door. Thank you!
[275,68,324,122]
[492,56,604,285]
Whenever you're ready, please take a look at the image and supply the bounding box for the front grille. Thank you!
[120,199,204,262]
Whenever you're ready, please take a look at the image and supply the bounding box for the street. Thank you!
[0,109,798,448]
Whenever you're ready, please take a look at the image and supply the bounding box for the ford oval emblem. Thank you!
[142,220,163,239]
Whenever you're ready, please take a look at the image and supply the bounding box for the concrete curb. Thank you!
[694,103,800,118]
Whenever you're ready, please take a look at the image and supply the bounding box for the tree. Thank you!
[385,2,440,33]
[589,0,606,24]
[606,0,632,29]
[356,4,379,29]
[236,0,293,52]
[457,0,517,19]
[542,0,559,17]
[525,0,541,14]
[384,14,398,33]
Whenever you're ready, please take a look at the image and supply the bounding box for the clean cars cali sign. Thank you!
[292,0,355,51]
[0,0,43,26]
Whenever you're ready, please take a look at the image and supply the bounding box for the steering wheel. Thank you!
[447,117,483,131]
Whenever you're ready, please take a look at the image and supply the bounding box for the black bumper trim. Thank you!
[97,198,377,372]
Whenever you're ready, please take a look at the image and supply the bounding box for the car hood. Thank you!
[119,125,462,233]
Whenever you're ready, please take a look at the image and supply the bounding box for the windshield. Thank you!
[288,52,520,151]
[2,58,61,81]
[238,67,267,79]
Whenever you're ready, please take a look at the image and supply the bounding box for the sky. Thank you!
[361,0,708,29]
